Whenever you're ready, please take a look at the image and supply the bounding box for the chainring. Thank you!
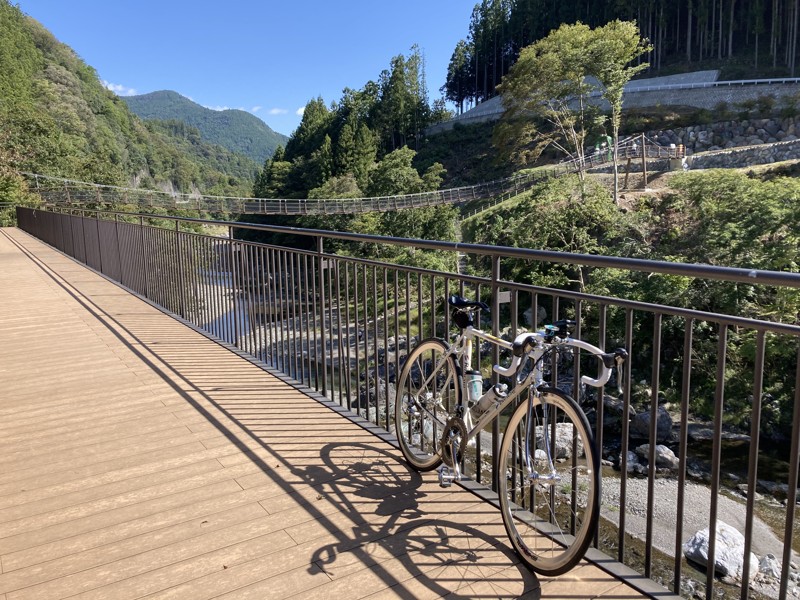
[440,417,468,468]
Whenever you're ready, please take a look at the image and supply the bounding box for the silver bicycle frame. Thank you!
[409,321,610,481]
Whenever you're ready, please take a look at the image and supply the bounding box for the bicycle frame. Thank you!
[456,325,527,436]
[408,322,615,477]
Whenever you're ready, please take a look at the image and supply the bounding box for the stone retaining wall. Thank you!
[688,138,800,169]
[647,116,799,152]
[644,116,800,169]
[427,81,800,136]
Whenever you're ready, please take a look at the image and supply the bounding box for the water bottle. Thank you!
[464,370,483,404]
[475,383,508,413]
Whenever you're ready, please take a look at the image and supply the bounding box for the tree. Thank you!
[442,40,472,113]
[352,124,377,191]
[334,117,357,176]
[493,20,649,197]
[493,22,598,178]
[308,173,363,200]
[307,134,333,189]
[284,97,331,161]
[253,147,291,198]
[366,146,442,197]
[587,21,651,204]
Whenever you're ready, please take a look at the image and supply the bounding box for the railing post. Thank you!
[80,209,88,267]
[641,132,648,188]
[317,236,328,397]
[114,213,121,284]
[491,254,501,493]
[779,348,800,600]
[96,213,103,274]
[176,220,186,318]
[140,215,150,299]
[229,225,240,347]
[705,324,729,598]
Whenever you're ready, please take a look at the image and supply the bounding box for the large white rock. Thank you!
[634,443,680,470]
[683,521,759,583]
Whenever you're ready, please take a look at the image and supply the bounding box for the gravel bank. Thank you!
[600,476,786,560]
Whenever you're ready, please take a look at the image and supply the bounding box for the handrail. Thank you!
[40,206,800,290]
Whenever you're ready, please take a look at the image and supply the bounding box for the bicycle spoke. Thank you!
[394,339,458,471]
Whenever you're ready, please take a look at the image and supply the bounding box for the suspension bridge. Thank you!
[19,138,683,217]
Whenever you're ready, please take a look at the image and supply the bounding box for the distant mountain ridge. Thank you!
[123,91,288,164]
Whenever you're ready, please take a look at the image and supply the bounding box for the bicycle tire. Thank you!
[498,386,600,575]
[394,338,460,471]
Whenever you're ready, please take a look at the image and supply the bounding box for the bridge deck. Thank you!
[0,228,666,599]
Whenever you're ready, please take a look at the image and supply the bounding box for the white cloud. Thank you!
[206,105,230,111]
[269,108,288,115]
[103,80,137,96]
[251,106,262,113]
[296,106,305,116]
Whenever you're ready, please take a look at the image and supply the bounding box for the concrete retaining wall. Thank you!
[622,83,800,111]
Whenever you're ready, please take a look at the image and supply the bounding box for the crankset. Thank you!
[440,417,468,468]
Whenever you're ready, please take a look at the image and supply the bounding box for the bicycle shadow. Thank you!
[299,441,542,598]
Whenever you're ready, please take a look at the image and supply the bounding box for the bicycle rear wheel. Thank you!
[498,387,599,575]
[394,338,459,471]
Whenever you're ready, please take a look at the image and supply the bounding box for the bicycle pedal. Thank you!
[438,466,456,488]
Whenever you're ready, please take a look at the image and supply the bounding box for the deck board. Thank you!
[0,228,667,599]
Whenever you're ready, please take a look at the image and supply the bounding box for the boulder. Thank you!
[630,406,673,442]
[602,395,635,434]
[635,443,680,470]
[357,377,395,409]
[759,553,782,580]
[522,305,548,328]
[683,521,759,583]
[621,450,648,475]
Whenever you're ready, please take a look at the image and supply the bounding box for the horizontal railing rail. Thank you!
[16,206,800,600]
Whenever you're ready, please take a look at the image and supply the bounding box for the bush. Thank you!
[755,93,777,116]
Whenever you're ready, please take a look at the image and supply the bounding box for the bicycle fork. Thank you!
[523,398,561,487]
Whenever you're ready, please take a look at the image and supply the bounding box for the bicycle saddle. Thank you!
[448,295,489,311]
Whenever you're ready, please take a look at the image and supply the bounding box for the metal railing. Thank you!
[16,206,800,599]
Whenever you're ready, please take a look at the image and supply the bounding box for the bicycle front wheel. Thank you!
[498,387,599,575]
[394,338,460,471]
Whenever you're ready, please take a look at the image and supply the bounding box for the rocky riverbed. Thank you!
[601,475,799,599]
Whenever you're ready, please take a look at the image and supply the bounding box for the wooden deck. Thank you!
[0,228,672,599]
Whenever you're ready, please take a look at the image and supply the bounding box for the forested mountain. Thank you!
[123,91,288,164]
[0,0,258,201]
[443,0,800,113]
[254,45,452,202]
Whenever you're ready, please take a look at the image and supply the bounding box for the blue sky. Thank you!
[18,1,477,137]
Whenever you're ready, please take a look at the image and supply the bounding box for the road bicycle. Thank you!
[394,295,626,575]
